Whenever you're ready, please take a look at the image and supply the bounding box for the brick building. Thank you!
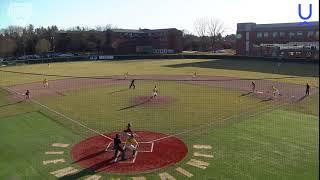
[55,28,183,54]
[236,21,319,59]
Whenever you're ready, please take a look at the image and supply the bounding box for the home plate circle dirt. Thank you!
[71,131,188,174]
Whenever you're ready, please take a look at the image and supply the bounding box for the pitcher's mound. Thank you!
[132,96,175,106]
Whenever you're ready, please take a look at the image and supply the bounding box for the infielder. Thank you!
[124,72,129,79]
[192,72,197,78]
[25,90,30,100]
[306,83,310,95]
[43,78,49,88]
[129,79,136,89]
[251,81,256,92]
[272,86,280,96]
[152,85,158,98]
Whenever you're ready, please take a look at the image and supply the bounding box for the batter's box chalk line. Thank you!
[105,141,154,163]
[105,142,154,153]
[117,151,138,164]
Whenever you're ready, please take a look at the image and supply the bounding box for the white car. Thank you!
[58,53,74,57]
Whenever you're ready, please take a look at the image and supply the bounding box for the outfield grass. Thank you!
[0,59,318,86]
[0,59,318,179]
[0,84,318,179]
[0,111,82,179]
[185,110,319,180]
[37,82,273,135]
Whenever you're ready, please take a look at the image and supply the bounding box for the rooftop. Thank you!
[256,21,319,30]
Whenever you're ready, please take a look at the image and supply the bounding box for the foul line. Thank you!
[3,86,112,141]
[148,102,287,143]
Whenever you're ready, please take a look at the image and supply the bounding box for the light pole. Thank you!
[50,36,55,52]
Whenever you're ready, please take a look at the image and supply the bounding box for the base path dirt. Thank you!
[8,75,318,103]
[8,78,124,98]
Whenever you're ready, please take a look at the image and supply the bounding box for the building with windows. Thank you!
[54,28,183,54]
[236,21,319,59]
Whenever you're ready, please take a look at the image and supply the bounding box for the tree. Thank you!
[193,17,208,51]
[194,17,208,38]
[95,24,116,31]
[182,30,200,51]
[207,18,225,51]
[35,39,51,54]
[0,38,17,56]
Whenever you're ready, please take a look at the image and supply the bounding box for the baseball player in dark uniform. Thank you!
[122,123,133,139]
[112,134,125,161]
[306,83,310,95]
[251,81,256,92]
[129,80,136,89]
[25,90,30,100]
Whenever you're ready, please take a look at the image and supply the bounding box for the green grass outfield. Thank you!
[0,59,319,179]
[0,59,318,86]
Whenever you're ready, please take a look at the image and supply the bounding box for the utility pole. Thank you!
[50,36,55,52]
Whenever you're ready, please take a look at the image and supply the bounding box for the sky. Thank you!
[0,0,319,35]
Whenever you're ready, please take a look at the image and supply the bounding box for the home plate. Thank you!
[256,91,263,94]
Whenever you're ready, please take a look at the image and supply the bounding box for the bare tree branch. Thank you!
[207,18,225,50]
[193,17,208,37]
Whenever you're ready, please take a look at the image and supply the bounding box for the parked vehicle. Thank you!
[58,53,74,57]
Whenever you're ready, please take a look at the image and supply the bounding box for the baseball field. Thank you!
[0,58,319,180]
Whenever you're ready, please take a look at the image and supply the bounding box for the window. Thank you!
[256,32,262,38]
[263,32,269,38]
[307,31,314,37]
[272,32,278,38]
[280,32,285,37]
[316,31,319,40]
[297,32,303,36]
[289,32,295,38]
